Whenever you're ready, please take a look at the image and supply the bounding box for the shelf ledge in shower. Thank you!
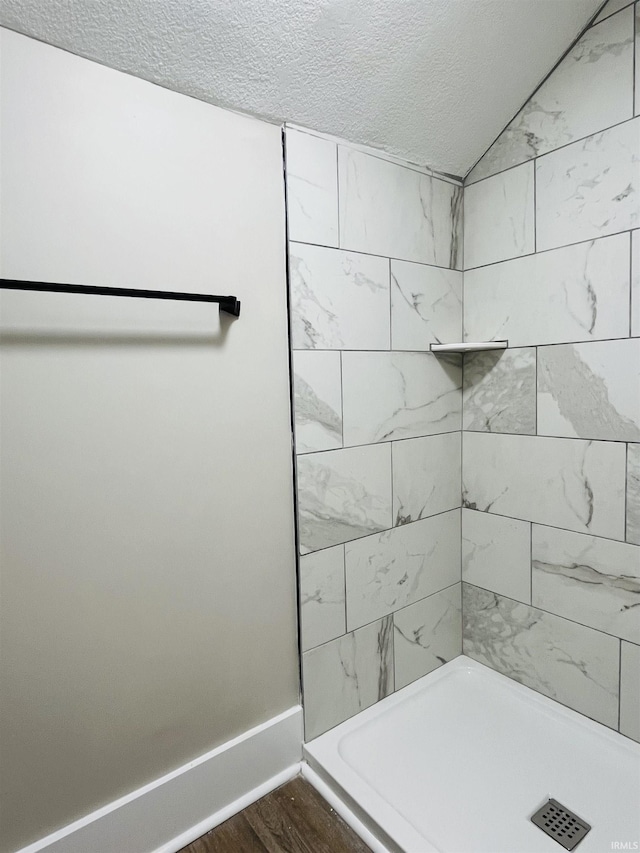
[430,341,508,354]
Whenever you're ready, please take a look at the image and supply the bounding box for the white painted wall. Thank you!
[0,29,299,853]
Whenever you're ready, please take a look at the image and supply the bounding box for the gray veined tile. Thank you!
[532,525,640,644]
[341,351,461,446]
[536,118,640,252]
[464,162,534,269]
[632,230,639,337]
[285,129,338,247]
[463,584,620,728]
[293,351,342,453]
[538,340,640,442]
[392,432,461,526]
[462,432,626,540]
[463,233,631,348]
[345,509,460,631]
[462,509,531,604]
[463,347,536,435]
[620,641,640,741]
[393,584,462,690]
[338,146,462,269]
[300,545,346,652]
[467,8,635,183]
[296,443,392,554]
[302,615,393,740]
[289,242,390,350]
[628,444,640,545]
[391,260,462,349]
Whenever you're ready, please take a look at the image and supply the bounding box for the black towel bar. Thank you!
[0,279,241,316]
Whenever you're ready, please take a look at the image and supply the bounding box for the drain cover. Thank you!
[531,799,591,850]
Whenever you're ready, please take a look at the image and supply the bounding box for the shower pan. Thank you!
[304,656,640,853]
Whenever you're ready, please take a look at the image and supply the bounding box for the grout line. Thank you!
[618,639,623,731]
[280,128,305,704]
[339,350,345,448]
[533,159,538,255]
[297,429,462,457]
[463,580,635,644]
[335,145,341,249]
[388,258,393,350]
[631,231,635,338]
[462,508,636,548]
[293,335,640,358]
[292,335,640,354]
[297,427,639,459]
[299,506,462,558]
[307,580,463,653]
[342,544,348,638]
[465,108,637,188]
[534,346,538,435]
[529,522,533,606]
[290,237,464,272]
[591,0,636,27]
[633,0,637,121]
[625,442,629,541]
[463,224,639,272]
[291,225,640,276]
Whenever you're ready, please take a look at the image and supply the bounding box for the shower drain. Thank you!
[531,799,591,850]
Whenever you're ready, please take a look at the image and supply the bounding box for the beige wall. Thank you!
[0,29,299,853]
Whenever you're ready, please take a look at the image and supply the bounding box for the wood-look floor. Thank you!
[178,776,372,853]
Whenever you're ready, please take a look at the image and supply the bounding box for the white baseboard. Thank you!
[16,706,303,853]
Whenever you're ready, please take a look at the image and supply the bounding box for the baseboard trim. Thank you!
[16,706,303,853]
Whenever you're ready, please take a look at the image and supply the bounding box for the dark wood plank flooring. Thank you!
[178,776,372,853]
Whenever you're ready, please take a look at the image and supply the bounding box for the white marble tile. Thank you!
[300,545,346,652]
[628,443,640,545]
[462,509,531,603]
[302,616,393,740]
[392,432,461,526]
[285,129,338,247]
[342,351,461,446]
[297,443,392,554]
[345,510,460,631]
[463,233,631,347]
[338,146,462,269]
[293,351,342,453]
[593,0,635,25]
[463,432,626,540]
[290,242,390,350]
[532,525,640,644]
[463,162,534,269]
[632,230,639,336]
[468,9,635,183]
[536,118,640,252]
[538,340,640,442]
[391,260,462,349]
[463,347,536,434]
[620,641,640,741]
[393,584,462,690]
[463,584,620,728]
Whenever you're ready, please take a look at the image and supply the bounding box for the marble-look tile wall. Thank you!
[462,1,640,741]
[286,127,463,739]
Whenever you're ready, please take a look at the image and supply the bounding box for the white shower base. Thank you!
[304,656,640,853]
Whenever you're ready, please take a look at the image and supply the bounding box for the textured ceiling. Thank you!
[0,0,602,177]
